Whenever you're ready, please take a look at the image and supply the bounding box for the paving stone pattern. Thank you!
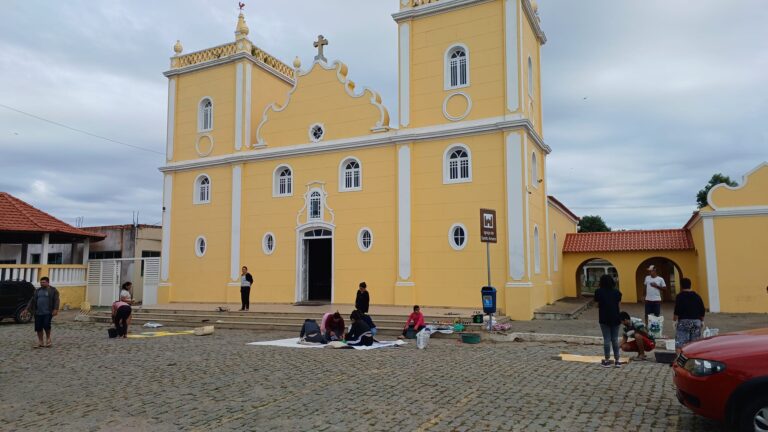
[1,320,723,431]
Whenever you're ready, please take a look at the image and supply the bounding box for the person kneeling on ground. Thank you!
[345,310,373,346]
[300,318,326,344]
[322,312,345,342]
[399,305,425,339]
[112,293,133,338]
[620,311,656,361]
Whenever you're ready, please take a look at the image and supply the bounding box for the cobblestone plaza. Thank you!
[0,319,721,431]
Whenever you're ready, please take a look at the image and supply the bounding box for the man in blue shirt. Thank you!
[28,276,60,348]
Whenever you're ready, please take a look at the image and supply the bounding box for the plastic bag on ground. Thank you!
[416,329,431,349]
[647,315,664,340]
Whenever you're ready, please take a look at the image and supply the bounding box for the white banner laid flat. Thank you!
[246,338,405,350]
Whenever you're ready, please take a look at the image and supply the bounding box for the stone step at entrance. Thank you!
[533,297,593,320]
[88,309,488,338]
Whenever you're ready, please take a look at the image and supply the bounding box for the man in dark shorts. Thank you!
[28,276,60,348]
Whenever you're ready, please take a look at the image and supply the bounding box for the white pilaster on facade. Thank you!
[166,78,176,160]
[161,174,173,281]
[82,239,90,265]
[504,0,519,112]
[506,134,525,280]
[230,164,243,281]
[235,63,244,150]
[398,145,412,281]
[399,23,411,127]
[702,217,721,312]
[41,233,50,265]
[523,134,532,279]
[543,156,551,280]
[244,63,252,148]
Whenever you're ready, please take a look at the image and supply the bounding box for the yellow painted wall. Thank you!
[711,216,768,313]
[561,250,700,304]
[239,146,397,305]
[249,66,293,146]
[408,0,506,128]
[547,201,579,302]
[521,7,543,136]
[258,62,389,147]
[167,166,232,302]
[173,64,236,161]
[687,220,710,308]
[709,162,768,209]
[58,286,86,309]
[411,132,511,310]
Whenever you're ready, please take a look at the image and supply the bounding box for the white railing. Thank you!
[0,266,40,283]
[0,265,87,287]
[49,267,87,286]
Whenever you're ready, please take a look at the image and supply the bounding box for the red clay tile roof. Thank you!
[0,192,105,239]
[563,229,694,253]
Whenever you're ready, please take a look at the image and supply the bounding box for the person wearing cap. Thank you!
[643,265,667,324]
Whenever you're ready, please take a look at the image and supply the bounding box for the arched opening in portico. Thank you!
[575,257,619,297]
[634,257,683,303]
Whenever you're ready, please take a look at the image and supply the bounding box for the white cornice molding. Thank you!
[547,200,579,224]
[393,0,546,45]
[700,207,768,218]
[163,52,295,86]
[159,115,551,173]
[393,0,494,22]
[521,0,547,45]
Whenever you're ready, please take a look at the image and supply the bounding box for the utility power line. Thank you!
[0,103,164,156]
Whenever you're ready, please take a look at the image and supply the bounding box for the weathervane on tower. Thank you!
[238,2,245,11]
[313,35,328,63]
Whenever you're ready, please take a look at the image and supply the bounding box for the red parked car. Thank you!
[673,328,768,431]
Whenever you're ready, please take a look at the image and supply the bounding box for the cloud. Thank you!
[0,0,765,232]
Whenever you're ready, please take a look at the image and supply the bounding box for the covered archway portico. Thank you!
[561,230,698,303]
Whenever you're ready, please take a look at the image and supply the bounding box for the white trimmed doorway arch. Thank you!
[295,223,334,304]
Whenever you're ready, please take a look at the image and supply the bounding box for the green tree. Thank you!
[578,215,611,233]
[696,173,738,208]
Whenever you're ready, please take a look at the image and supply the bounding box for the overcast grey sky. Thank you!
[1,1,766,229]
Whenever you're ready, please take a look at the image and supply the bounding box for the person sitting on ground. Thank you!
[359,311,378,337]
[322,312,345,342]
[345,310,373,346]
[111,292,133,338]
[619,311,656,360]
[299,318,326,344]
[399,305,425,339]
[673,277,705,355]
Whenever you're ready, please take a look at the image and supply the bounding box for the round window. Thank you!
[309,124,325,142]
[449,224,467,250]
[358,228,373,252]
[263,233,275,255]
[195,236,207,257]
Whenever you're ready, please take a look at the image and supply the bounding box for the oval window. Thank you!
[263,233,275,255]
[449,224,467,250]
[195,236,207,257]
[358,228,373,252]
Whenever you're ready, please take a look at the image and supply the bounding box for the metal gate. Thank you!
[86,258,160,306]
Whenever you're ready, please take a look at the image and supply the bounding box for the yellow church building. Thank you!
[158,0,577,319]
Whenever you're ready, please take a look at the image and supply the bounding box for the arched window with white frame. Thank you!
[339,157,362,192]
[552,232,558,272]
[443,144,472,184]
[531,151,539,188]
[309,190,322,220]
[528,57,534,97]
[199,97,213,132]
[273,165,293,197]
[194,174,211,204]
[533,225,541,274]
[445,45,469,89]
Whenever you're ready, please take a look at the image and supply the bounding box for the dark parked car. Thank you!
[0,280,34,323]
[673,328,768,432]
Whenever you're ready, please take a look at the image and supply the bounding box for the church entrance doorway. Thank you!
[298,228,333,304]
